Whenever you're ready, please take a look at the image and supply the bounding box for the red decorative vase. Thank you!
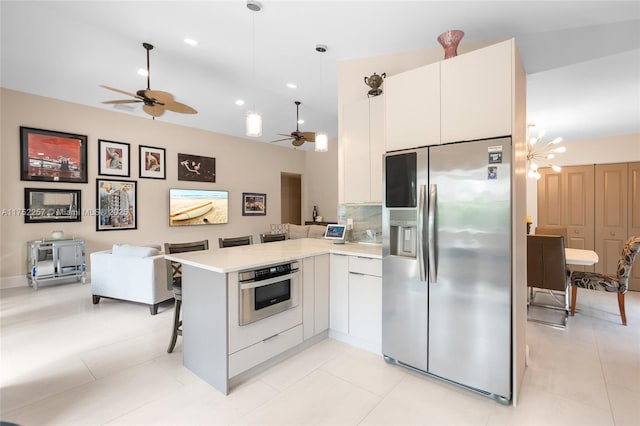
[437,30,464,59]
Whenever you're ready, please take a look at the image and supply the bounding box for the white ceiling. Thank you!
[1,1,639,150]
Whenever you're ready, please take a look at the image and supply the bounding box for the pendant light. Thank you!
[314,44,328,152]
[246,1,262,137]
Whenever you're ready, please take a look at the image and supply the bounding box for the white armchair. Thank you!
[90,244,173,315]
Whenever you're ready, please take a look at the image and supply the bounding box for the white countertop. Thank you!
[165,238,382,273]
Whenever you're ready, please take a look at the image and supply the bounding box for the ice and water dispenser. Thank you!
[388,209,417,258]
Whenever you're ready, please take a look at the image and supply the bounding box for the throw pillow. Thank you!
[308,224,326,239]
[287,224,310,239]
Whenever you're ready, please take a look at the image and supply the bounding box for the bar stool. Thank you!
[164,240,209,353]
[218,235,253,248]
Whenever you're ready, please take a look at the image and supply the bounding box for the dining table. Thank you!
[565,248,599,266]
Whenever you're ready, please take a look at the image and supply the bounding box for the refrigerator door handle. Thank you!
[418,184,427,282]
[428,183,437,283]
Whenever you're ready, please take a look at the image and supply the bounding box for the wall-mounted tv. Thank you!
[169,188,229,226]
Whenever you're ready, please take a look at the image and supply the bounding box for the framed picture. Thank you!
[139,145,166,179]
[242,192,266,216]
[98,139,130,177]
[96,179,137,231]
[178,153,216,182]
[23,188,81,223]
[20,126,88,183]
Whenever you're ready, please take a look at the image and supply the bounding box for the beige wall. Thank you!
[0,88,337,283]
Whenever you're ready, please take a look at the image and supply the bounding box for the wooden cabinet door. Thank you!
[342,99,371,203]
[627,163,640,291]
[537,170,564,228]
[564,166,595,252]
[595,163,628,275]
[385,62,440,151]
[538,165,594,272]
[441,39,512,143]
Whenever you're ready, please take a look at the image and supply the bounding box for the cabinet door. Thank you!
[385,62,440,151]
[441,40,512,143]
[314,254,330,334]
[348,272,382,346]
[595,164,628,275]
[628,162,640,291]
[369,95,385,203]
[302,257,315,340]
[564,166,595,253]
[342,99,371,203]
[329,254,349,334]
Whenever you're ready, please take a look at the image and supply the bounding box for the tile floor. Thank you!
[1,282,639,425]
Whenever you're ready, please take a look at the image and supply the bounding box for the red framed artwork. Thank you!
[20,127,88,183]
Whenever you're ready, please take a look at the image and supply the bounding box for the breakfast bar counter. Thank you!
[165,237,381,273]
[164,238,381,395]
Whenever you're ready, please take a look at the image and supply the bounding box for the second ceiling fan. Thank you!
[270,101,317,147]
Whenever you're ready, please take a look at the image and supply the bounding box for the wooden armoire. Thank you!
[537,162,640,291]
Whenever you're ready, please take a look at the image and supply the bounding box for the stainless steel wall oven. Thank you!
[238,261,300,325]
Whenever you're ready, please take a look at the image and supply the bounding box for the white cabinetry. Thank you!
[385,62,441,151]
[384,39,514,151]
[329,254,349,334]
[329,253,382,353]
[347,257,382,350]
[342,95,384,203]
[302,254,330,340]
[441,40,512,143]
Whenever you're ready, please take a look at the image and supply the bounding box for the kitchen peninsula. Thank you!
[165,238,381,395]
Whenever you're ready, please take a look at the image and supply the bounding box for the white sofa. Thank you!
[90,244,173,315]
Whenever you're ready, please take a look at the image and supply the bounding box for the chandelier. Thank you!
[526,123,566,179]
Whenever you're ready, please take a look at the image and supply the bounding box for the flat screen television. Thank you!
[169,188,228,226]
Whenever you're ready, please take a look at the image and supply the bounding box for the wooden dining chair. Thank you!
[535,226,567,240]
[570,236,640,326]
[260,232,287,243]
[526,234,570,326]
[218,235,253,248]
[164,239,209,353]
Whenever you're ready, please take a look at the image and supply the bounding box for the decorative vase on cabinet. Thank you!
[437,30,464,59]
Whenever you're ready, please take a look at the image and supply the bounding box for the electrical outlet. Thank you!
[347,218,353,229]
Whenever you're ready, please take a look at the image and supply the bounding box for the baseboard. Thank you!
[0,275,28,290]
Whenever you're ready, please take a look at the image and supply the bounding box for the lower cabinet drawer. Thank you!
[228,324,303,378]
[349,256,382,277]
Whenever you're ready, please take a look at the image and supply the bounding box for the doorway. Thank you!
[281,173,302,225]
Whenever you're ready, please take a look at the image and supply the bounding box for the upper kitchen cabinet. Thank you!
[385,62,441,151]
[441,39,513,143]
[342,95,385,203]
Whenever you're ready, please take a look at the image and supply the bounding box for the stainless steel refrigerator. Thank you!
[382,137,512,403]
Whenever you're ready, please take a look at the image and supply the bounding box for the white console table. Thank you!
[26,238,86,289]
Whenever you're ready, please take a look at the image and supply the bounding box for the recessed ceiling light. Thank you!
[138,68,148,77]
[235,99,245,106]
[184,38,198,46]
[286,83,297,89]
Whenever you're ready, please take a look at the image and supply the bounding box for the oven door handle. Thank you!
[239,271,298,290]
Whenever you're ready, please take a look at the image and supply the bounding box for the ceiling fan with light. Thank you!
[100,42,197,118]
[270,101,317,147]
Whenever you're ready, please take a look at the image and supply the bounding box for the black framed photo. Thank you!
[23,188,81,223]
[20,126,88,183]
[139,145,166,179]
[98,139,130,177]
[96,179,137,231]
[242,192,266,216]
[178,153,216,182]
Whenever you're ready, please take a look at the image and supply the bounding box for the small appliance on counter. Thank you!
[324,224,346,244]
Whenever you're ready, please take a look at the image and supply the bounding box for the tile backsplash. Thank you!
[337,203,382,243]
